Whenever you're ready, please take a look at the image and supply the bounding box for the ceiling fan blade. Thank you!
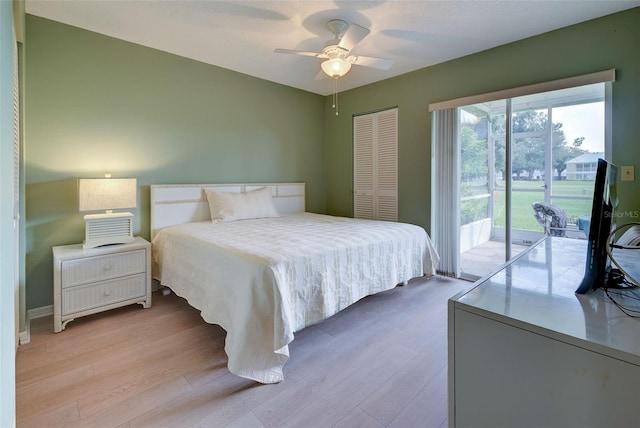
[314,70,328,80]
[351,55,394,70]
[338,23,370,51]
[274,48,326,58]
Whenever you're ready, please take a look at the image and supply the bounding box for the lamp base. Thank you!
[84,212,135,249]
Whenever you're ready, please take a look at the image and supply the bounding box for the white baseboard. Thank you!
[19,305,54,345]
[19,328,29,345]
[28,305,53,319]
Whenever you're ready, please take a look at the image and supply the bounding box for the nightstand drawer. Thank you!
[61,249,146,288]
[61,273,146,315]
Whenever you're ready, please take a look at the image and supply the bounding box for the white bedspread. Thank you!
[151,213,439,383]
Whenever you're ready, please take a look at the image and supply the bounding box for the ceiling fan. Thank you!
[275,19,394,79]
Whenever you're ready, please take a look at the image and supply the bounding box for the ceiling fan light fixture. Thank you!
[321,58,351,78]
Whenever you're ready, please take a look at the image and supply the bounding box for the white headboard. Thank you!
[150,182,306,240]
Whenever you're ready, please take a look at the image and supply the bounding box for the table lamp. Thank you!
[78,176,137,249]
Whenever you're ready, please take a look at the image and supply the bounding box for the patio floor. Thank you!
[461,231,587,279]
[460,240,532,279]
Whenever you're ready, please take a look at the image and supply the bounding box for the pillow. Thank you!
[206,187,279,223]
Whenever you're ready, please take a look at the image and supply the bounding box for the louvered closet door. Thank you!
[353,108,398,221]
[354,114,375,219]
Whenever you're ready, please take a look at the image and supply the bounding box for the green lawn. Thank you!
[479,180,594,230]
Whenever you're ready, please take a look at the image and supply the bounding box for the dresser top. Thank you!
[451,237,640,364]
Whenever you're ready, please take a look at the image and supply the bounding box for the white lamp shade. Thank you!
[321,58,352,78]
[78,178,137,212]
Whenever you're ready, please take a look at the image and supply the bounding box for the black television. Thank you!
[575,158,618,294]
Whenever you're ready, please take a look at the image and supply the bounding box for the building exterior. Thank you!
[565,152,604,180]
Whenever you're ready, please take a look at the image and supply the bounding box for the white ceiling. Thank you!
[25,1,640,96]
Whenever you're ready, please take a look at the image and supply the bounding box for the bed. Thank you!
[150,183,439,383]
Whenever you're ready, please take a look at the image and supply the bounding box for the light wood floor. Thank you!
[16,276,470,428]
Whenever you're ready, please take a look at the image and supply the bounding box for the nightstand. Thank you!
[52,237,152,332]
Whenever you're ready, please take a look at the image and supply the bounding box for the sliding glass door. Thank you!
[458,83,607,280]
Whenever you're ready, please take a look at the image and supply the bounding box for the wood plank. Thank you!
[225,412,267,428]
[77,338,218,418]
[16,364,95,422]
[17,400,80,428]
[334,408,384,428]
[275,343,417,428]
[66,375,194,428]
[359,333,448,425]
[388,366,449,428]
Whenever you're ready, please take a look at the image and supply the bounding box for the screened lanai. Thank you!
[457,82,607,279]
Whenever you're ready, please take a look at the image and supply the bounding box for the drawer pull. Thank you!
[103,264,112,271]
[104,288,111,297]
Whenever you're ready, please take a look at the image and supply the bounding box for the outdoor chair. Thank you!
[532,202,568,237]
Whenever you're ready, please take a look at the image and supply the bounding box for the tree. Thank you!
[553,136,585,180]
[490,114,506,182]
[459,116,490,224]
[490,109,586,180]
[512,136,545,179]
[460,124,488,183]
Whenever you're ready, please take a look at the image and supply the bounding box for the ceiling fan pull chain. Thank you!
[334,77,339,116]
[332,79,336,109]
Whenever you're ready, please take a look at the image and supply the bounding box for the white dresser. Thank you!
[53,237,152,332]
[448,237,640,427]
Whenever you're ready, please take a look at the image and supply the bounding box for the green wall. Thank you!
[25,15,326,310]
[324,7,640,232]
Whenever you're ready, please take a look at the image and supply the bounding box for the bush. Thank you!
[461,198,489,225]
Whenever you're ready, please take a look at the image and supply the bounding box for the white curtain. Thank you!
[431,108,460,277]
